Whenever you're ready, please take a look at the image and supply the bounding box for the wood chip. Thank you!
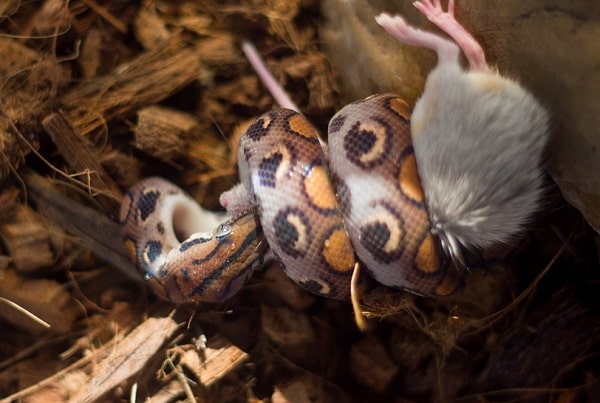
[173,334,248,388]
[0,267,79,334]
[61,34,204,137]
[69,317,179,402]
[24,171,141,284]
[0,205,64,273]
[42,111,123,213]
[134,105,228,171]
[0,38,70,179]
[350,334,399,393]
[272,375,329,403]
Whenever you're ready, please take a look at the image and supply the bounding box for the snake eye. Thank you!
[215,223,232,238]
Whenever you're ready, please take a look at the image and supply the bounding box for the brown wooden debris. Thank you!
[195,36,244,66]
[473,287,600,399]
[253,0,310,51]
[95,147,141,188]
[25,0,71,37]
[69,317,179,402]
[0,1,597,401]
[280,52,338,112]
[0,267,80,334]
[0,38,70,180]
[259,303,340,372]
[350,334,399,394]
[261,305,316,349]
[260,263,316,311]
[0,255,10,270]
[1,316,178,402]
[78,27,109,79]
[79,0,128,35]
[144,379,188,403]
[1,311,247,402]
[161,334,248,389]
[0,204,65,273]
[133,4,171,50]
[24,171,140,284]
[61,34,204,137]
[42,111,123,213]
[0,185,20,222]
[271,374,330,403]
[134,106,229,171]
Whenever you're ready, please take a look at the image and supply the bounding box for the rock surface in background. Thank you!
[322,0,600,231]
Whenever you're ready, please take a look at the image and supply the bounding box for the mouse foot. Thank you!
[375,12,460,65]
[413,0,487,71]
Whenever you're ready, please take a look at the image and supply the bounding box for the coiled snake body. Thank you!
[120,1,549,304]
[121,95,462,302]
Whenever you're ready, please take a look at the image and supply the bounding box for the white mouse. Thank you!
[376,0,550,263]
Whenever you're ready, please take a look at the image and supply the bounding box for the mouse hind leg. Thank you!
[375,13,460,65]
[413,0,488,71]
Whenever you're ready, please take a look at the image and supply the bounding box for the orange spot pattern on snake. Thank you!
[322,227,355,273]
[359,208,406,263]
[288,113,319,140]
[414,232,440,274]
[303,164,337,211]
[398,153,425,204]
[388,97,411,121]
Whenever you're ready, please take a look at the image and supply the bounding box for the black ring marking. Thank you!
[296,277,335,297]
[137,189,161,222]
[273,207,312,258]
[246,111,275,141]
[359,201,406,264]
[343,116,392,170]
[258,152,284,188]
[143,240,163,264]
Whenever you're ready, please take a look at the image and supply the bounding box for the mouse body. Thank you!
[377,0,549,261]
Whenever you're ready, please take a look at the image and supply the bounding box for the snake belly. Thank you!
[121,94,463,303]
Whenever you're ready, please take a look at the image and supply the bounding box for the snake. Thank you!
[120,94,464,303]
[119,0,550,304]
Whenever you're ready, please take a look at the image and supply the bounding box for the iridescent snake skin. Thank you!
[119,0,549,304]
[120,94,462,303]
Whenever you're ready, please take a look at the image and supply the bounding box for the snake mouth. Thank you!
[172,204,196,242]
[165,194,229,243]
